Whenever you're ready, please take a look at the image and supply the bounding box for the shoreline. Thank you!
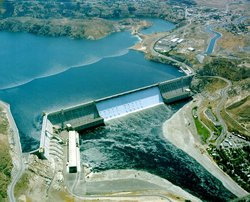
[74,169,201,202]
[0,100,25,202]
[162,99,249,197]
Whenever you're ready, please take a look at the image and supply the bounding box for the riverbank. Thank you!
[162,98,249,198]
[0,101,25,202]
[0,101,13,200]
[74,169,201,202]
[0,17,152,40]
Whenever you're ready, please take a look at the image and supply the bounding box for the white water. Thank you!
[96,87,163,121]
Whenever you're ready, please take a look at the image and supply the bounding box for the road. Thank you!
[0,101,25,202]
[148,17,195,75]
[150,36,194,75]
[69,188,172,202]
[196,76,232,147]
[214,76,232,147]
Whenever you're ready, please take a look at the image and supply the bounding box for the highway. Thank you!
[0,101,25,202]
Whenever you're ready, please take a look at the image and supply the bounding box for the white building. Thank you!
[171,38,179,43]
[67,130,81,173]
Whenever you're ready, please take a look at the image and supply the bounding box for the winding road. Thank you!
[214,77,232,147]
[196,76,232,147]
[0,101,25,202]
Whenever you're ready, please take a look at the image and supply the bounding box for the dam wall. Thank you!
[39,114,53,159]
[159,75,193,104]
[96,87,163,121]
[47,101,104,131]
[38,75,193,159]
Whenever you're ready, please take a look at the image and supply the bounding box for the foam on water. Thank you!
[80,104,235,201]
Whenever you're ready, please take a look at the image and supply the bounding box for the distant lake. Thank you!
[0,19,182,151]
[141,18,176,34]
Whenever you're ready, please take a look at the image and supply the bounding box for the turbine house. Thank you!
[67,130,80,173]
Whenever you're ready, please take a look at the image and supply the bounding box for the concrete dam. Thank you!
[39,75,193,159]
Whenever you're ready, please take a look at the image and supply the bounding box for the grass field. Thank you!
[192,107,211,143]
[227,96,250,130]
[14,172,29,198]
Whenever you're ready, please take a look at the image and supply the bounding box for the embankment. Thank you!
[162,99,249,197]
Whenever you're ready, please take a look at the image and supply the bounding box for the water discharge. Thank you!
[80,104,235,201]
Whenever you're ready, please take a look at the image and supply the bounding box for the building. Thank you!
[67,130,80,173]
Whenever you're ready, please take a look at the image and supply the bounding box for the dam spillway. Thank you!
[96,86,163,121]
[39,75,194,159]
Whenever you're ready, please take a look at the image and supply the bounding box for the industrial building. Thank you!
[67,130,81,173]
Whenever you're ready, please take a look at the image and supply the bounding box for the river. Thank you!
[205,25,222,54]
[80,104,235,201]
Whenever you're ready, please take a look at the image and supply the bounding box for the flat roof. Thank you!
[68,131,78,167]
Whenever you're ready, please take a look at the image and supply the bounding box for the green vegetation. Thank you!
[227,96,250,128]
[0,106,13,200]
[0,108,8,134]
[192,107,210,142]
[192,77,227,94]
[221,108,248,136]
[14,172,29,198]
[0,145,12,200]
[198,58,250,81]
[209,145,250,192]
[227,96,249,110]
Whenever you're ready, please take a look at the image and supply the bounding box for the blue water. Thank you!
[205,26,222,54]
[0,31,136,90]
[80,104,235,201]
[0,18,235,201]
[141,18,176,34]
[0,20,183,151]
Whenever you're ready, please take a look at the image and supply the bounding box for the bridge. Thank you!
[39,74,194,159]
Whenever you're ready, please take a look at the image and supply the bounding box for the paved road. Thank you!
[214,77,232,147]
[70,189,172,202]
[196,76,232,147]
[0,101,25,202]
[149,28,194,75]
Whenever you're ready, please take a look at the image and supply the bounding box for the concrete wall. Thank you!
[39,75,193,159]
[96,87,163,121]
[39,114,53,159]
[159,75,193,104]
[47,101,104,131]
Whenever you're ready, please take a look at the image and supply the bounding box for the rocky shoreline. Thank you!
[0,17,151,40]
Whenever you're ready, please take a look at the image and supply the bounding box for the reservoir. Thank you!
[0,19,183,151]
[140,18,175,34]
[0,19,235,200]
